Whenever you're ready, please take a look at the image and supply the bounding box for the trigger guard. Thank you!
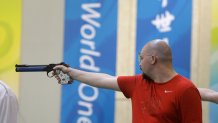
[47,71,54,78]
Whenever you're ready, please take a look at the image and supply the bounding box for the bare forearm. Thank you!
[198,88,218,104]
[67,68,120,91]
[209,94,218,104]
[69,68,111,84]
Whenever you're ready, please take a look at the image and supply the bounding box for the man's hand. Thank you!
[53,65,74,84]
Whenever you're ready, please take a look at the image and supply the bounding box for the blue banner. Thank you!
[62,1,117,123]
[136,0,192,78]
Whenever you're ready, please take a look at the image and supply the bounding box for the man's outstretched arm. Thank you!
[54,65,121,91]
[198,88,218,104]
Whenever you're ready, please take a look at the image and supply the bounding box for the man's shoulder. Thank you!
[176,74,195,86]
[118,74,142,81]
[0,80,8,91]
[0,80,9,100]
[174,75,198,93]
[0,80,17,98]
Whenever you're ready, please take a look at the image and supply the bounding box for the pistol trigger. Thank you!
[47,71,54,78]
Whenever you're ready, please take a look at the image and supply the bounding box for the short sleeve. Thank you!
[117,76,137,98]
[179,87,202,123]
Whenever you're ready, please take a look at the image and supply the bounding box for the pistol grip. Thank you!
[55,70,72,84]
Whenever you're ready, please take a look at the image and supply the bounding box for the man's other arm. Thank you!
[198,88,218,104]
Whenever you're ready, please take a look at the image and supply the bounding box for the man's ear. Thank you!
[150,55,157,64]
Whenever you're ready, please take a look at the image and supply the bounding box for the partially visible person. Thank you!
[0,80,19,123]
[198,88,218,104]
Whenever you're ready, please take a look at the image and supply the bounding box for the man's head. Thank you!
[139,39,173,81]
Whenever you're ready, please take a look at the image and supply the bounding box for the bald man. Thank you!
[54,39,202,123]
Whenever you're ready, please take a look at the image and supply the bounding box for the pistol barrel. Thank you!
[15,65,47,72]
